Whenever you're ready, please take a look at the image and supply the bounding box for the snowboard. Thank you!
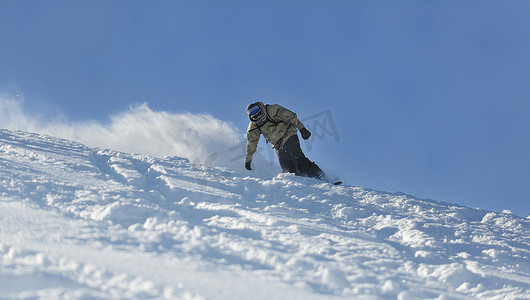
[322,174,342,185]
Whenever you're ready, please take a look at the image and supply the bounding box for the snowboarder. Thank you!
[244,102,326,181]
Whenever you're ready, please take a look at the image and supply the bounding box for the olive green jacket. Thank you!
[245,103,306,163]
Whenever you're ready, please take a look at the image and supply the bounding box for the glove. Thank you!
[300,128,311,140]
[245,160,252,171]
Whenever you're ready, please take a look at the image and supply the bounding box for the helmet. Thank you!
[246,102,263,123]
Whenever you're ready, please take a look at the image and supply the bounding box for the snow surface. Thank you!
[1,128,529,299]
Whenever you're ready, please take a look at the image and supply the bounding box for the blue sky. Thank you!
[1,1,529,217]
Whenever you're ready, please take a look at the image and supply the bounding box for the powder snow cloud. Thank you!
[0,95,248,170]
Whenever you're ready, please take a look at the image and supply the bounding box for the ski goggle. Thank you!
[248,106,262,122]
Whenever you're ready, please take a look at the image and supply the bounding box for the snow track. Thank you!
[1,129,529,299]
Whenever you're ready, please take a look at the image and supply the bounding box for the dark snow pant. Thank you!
[276,135,325,180]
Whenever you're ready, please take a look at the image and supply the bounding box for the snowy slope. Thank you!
[0,128,529,299]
